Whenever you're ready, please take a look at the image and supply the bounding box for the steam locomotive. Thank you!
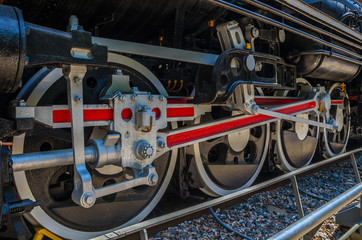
[0,0,361,239]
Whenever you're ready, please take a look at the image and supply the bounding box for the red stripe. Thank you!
[53,109,113,123]
[167,98,193,104]
[166,101,316,147]
[331,100,343,104]
[166,107,194,118]
[254,97,303,105]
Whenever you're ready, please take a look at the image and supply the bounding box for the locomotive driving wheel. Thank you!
[12,53,177,239]
[275,78,320,171]
[321,83,351,157]
[192,89,270,197]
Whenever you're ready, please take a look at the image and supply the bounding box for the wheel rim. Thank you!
[276,78,319,171]
[322,83,351,157]
[13,53,177,239]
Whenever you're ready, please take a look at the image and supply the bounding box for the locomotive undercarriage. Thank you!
[0,0,360,238]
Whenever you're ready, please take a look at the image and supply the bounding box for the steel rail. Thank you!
[269,183,362,240]
[90,148,362,240]
[240,0,362,51]
[274,0,362,43]
[207,0,362,60]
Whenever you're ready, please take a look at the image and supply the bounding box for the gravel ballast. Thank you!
[153,154,362,240]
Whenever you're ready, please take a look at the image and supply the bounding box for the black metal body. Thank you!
[195,49,296,103]
[0,4,108,93]
[0,5,26,93]
[26,23,108,67]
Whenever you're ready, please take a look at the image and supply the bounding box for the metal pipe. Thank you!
[269,182,362,240]
[338,220,362,240]
[291,50,362,66]
[240,0,362,51]
[10,147,96,172]
[207,0,362,60]
[274,0,362,43]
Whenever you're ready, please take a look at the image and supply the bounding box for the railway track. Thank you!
[86,147,362,240]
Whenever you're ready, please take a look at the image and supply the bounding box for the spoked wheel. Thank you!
[193,105,270,197]
[275,78,319,171]
[12,53,177,239]
[321,83,351,157]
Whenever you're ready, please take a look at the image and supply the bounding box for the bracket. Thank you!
[63,64,95,208]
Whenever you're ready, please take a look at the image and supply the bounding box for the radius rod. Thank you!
[207,0,362,60]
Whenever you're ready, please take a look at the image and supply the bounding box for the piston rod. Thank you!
[10,147,97,172]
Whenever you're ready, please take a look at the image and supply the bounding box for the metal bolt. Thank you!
[255,61,263,72]
[119,94,125,102]
[68,15,79,31]
[148,95,154,102]
[85,195,94,205]
[149,173,158,185]
[157,137,166,151]
[145,145,153,156]
[159,95,164,101]
[251,27,259,38]
[136,141,154,159]
[74,96,82,103]
[19,100,26,106]
[115,69,123,75]
[82,192,95,207]
[74,77,82,84]
[252,105,260,115]
[131,94,137,101]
